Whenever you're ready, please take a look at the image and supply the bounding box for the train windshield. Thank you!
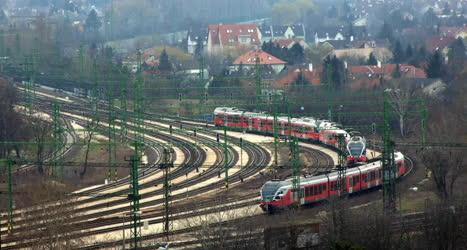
[348,142,364,156]
[261,181,282,201]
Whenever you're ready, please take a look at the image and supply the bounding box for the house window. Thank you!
[227,29,232,33]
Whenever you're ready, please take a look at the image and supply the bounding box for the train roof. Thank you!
[264,152,404,190]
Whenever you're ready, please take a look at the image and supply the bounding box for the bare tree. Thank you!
[30,117,52,175]
[15,181,85,249]
[182,196,262,249]
[419,148,465,201]
[320,202,412,250]
[385,79,418,137]
[80,118,99,179]
[421,199,467,250]
[418,107,466,202]
[0,78,19,158]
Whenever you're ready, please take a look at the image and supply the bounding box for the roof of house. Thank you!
[208,23,261,47]
[439,26,467,38]
[259,25,272,37]
[425,36,456,51]
[187,28,208,41]
[321,40,348,49]
[273,38,305,48]
[272,25,289,37]
[349,64,426,79]
[312,26,345,38]
[233,49,286,65]
[290,24,305,37]
[274,67,322,88]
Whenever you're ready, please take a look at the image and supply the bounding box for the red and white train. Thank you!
[259,152,407,213]
[213,107,406,213]
[213,107,351,148]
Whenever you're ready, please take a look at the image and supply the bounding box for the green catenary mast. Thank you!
[382,91,397,213]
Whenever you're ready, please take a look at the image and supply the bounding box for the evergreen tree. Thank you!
[405,44,414,60]
[392,64,401,78]
[85,9,101,31]
[392,40,405,63]
[447,38,465,73]
[443,2,451,15]
[425,50,444,78]
[289,43,305,64]
[327,5,338,18]
[378,22,394,42]
[194,35,204,58]
[322,55,346,89]
[158,48,172,72]
[367,52,378,65]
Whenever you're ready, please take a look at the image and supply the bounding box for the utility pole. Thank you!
[128,49,145,249]
[291,137,301,205]
[255,55,262,109]
[23,55,35,116]
[336,134,347,197]
[108,91,117,181]
[419,99,427,148]
[2,159,13,234]
[224,126,229,188]
[272,94,279,167]
[162,148,173,241]
[326,63,333,121]
[127,155,141,249]
[79,44,85,81]
[382,92,396,213]
[52,101,63,178]
[120,80,128,141]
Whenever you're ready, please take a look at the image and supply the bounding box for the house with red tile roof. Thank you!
[347,64,426,90]
[272,38,308,49]
[425,36,456,52]
[231,49,286,74]
[273,64,322,89]
[439,26,467,39]
[207,23,261,55]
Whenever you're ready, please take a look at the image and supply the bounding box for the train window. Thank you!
[331,181,337,191]
[362,174,367,182]
[355,176,360,184]
[322,184,327,191]
[349,177,353,186]
[314,186,318,195]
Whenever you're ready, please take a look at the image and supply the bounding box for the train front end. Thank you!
[347,136,367,164]
[260,180,291,213]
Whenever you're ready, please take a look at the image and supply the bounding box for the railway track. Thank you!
[2,98,250,248]
[1,88,342,249]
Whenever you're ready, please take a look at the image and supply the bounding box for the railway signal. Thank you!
[240,137,243,168]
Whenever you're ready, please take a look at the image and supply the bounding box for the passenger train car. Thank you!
[213,107,352,148]
[260,152,407,213]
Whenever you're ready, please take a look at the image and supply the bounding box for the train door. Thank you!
[248,117,253,131]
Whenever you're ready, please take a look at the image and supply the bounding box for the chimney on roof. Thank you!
[308,63,313,72]
[377,60,381,68]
